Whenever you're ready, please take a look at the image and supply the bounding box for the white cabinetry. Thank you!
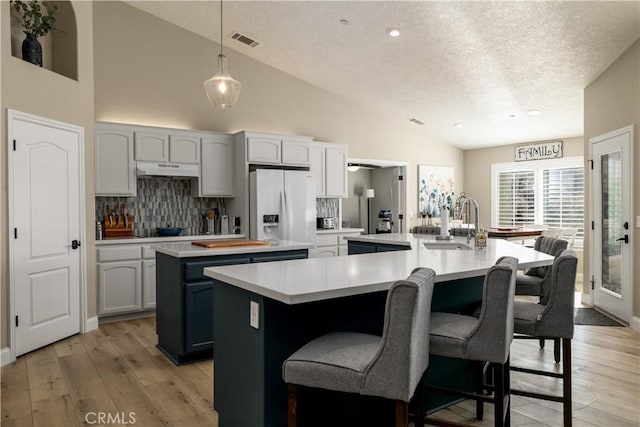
[311,230,363,258]
[135,130,169,162]
[97,244,156,316]
[169,132,200,164]
[198,133,234,197]
[311,142,348,198]
[243,132,312,166]
[135,130,201,164]
[94,124,136,196]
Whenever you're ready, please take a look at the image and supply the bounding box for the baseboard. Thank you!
[98,310,155,325]
[85,316,99,332]
[1,347,13,366]
[630,316,640,332]
[581,292,593,306]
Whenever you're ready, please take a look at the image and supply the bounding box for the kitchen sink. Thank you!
[423,241,473,250]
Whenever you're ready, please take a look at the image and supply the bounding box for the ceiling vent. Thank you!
[408,118,426,125]
[231,32,260,48]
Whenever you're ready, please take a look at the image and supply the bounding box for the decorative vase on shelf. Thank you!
[22,33,42,67]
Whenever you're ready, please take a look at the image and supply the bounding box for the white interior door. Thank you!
[9,111,83,357]
[590,125,633,323]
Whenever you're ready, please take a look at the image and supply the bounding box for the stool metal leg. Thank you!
[494,362,505,427]
[554,338,561,364]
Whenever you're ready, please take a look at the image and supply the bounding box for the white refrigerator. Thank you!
[249,169,316,243]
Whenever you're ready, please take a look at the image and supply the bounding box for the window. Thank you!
[492,157,585,247]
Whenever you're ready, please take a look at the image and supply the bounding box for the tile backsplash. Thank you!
[316,198,339,221]
[96,178,222,237]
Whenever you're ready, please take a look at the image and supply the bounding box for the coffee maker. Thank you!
[376,210,392,233]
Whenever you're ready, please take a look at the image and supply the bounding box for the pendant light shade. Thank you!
[204,0,241,108]
[204,54,241,108]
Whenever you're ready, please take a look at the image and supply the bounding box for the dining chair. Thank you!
[283,267,436,427]
[511,249,578,427]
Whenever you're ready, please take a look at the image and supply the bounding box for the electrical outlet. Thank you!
[250,301,259,329]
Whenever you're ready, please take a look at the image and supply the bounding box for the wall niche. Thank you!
[10,0,78,80]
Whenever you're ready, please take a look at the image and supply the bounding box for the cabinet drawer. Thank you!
[184,257,250,281]
[316,234,339,247]
[142,246,156,259]
[97,246,141,262]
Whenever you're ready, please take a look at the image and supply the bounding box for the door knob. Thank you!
[616,235,629,244]
[71,240,81,249]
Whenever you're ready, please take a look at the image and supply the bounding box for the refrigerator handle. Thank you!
[284,190,292,240]
[280,191,288,240]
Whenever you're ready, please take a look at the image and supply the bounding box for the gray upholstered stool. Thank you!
[425,256,518,427]
[515,236,568,362]
[282,267,436,427]
[511,249,578,427]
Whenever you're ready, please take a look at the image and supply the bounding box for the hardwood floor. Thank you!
[2,317,638,427]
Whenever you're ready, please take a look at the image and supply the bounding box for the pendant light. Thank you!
[204,0,241,108]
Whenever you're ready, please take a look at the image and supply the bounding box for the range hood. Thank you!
[136,162,199,177]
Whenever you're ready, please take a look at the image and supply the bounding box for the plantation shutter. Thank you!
[543,167,584,244]
[497,170,535,226]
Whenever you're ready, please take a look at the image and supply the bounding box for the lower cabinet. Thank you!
[156,249,308,365]
[98,261,141,315]
[185,281,214,352]
[312,231,363,258]
[142,259,156,309]
[97,244,156,317]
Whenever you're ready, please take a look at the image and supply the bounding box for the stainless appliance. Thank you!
[376,210,392,233]
[316,217,336,229]
[249,169,315,243]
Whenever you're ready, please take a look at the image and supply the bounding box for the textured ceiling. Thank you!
[124,1,640,149]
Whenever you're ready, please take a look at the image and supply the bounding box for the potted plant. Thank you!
[11,0,58,67]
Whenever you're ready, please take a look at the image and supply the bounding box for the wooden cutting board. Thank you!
[192,239,271,248]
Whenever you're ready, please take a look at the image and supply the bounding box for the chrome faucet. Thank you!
[458,198,479,244]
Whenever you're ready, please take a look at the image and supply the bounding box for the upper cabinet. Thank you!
[198,133,234,197]
[135,131,169,162]
[243,132,312,166]
[169,132,200,164]
[311,142,348,198]
[135,130,200,164]
[95,124,137,196]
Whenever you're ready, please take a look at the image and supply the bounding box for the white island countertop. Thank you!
[204,235,553,305]
[152,239,314,258]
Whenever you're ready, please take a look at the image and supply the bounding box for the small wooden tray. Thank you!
[192,239,271,248]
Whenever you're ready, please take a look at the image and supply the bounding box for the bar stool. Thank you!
[511,249,578,427]
[515,236,568,362]
[283,267,436,427]
[425,256,518,427]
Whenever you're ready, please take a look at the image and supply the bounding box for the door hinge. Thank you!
[15,315,19,327]
[589,159,594,170]
[590,275,595,290]
[14,228,17,239]
[13,139,16,151]
[398,175,404,181]
[591,221,595,230]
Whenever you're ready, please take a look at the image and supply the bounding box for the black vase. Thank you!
[22,33,42,67]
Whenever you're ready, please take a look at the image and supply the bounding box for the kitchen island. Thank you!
[152,240,314,364]
[204,235,553,427]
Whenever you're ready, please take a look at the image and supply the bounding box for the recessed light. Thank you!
[453,123,463,128]
[340,19,349,25]
[527,110,542,116]
[508,114,517,119]
[386,28,401,37]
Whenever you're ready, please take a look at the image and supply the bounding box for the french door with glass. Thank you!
[590,125,633,322]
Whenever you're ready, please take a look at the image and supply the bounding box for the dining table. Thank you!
[486,226,544,239]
